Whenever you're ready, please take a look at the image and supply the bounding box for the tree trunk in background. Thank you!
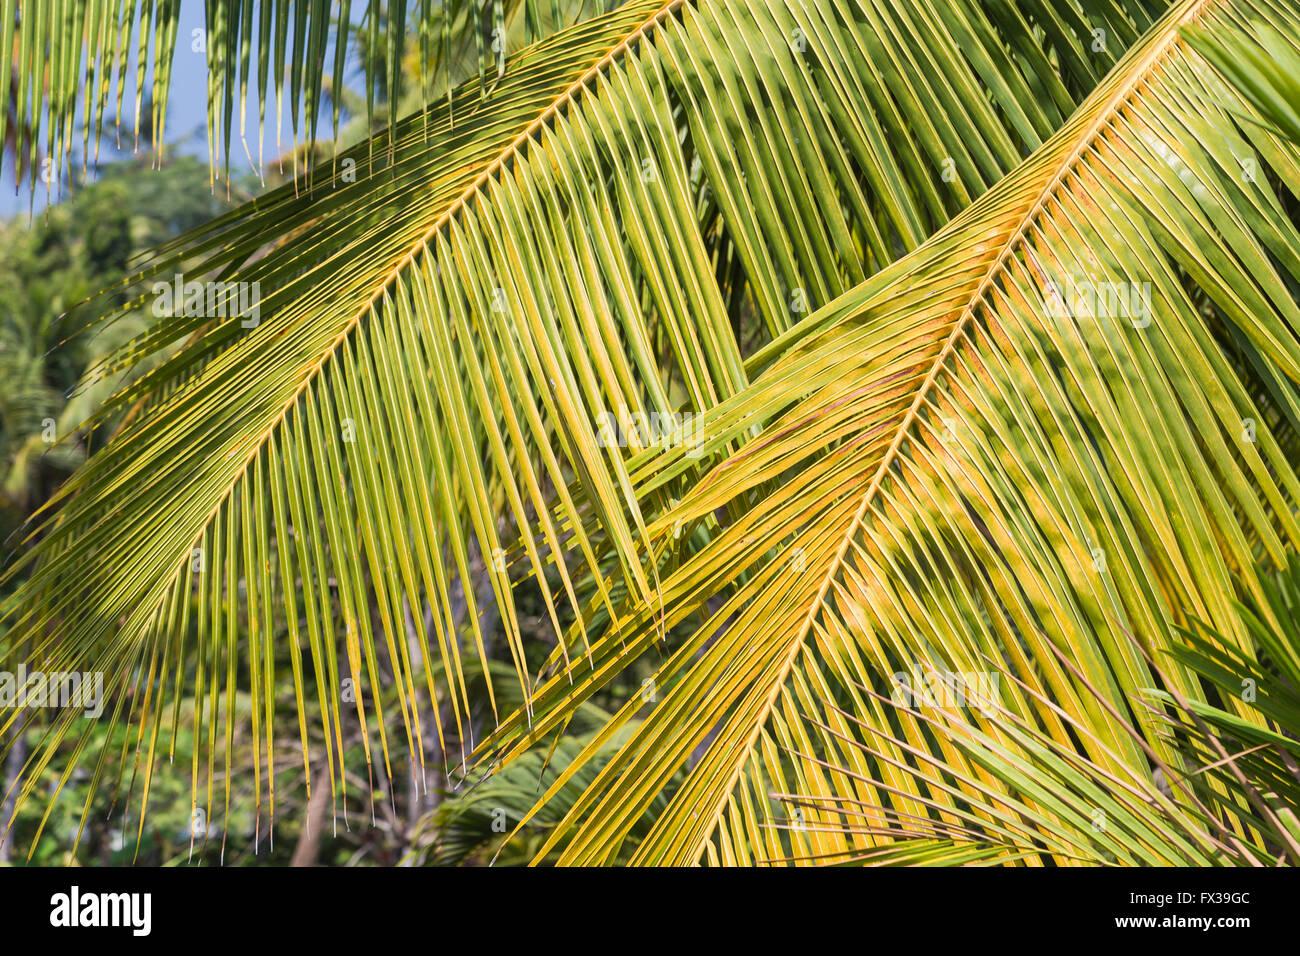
[450,533,503,643]
[0,726,28,863]
[402,595,448,860]
[290,765,332,866]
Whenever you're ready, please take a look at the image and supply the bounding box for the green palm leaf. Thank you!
[472,0,1300,866]
[2,0,1248,863]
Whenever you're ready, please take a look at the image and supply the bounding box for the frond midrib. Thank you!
[161,0,690,601]
[648,0,1218,867]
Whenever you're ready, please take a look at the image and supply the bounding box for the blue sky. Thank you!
[2,0,339,216]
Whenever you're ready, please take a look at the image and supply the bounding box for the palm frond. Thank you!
[0,0,1202,857]
[409,713,679,866]
[473,0,1300,866]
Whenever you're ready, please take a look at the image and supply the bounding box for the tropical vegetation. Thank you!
[1,0,1299,867]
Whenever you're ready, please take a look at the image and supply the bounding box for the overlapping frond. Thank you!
[474,0,1300,865]
[2,0,1185,856]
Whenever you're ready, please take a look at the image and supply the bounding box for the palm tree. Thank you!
[2,0,1300,866]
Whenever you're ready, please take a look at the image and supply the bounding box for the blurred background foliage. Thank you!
[0,137,668,866]
[0,0,662,867]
